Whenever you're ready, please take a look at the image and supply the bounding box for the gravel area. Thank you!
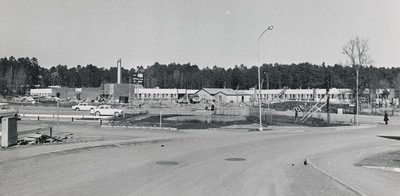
[355,150,400,168]
[287,164,358,196]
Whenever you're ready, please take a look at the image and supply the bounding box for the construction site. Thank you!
[2,70,400,196]
[2,95,400,196]
[2,62,400,195]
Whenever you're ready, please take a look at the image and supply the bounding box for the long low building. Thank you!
[194,88,354,104]
[195,87,395,104]
[30,85,198,103]
[101,84,197,102]
[244,88,395,104]
[30,85,395,104]
[30,87,99,101]
[245,88,354,103]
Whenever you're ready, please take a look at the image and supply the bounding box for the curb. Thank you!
[0,137,175,164]
[363,166,400,172]
[334,124,375,131]
[305,144,400,196]
[100,125,178,131]
[307,158,365,196]
[21,114,112,119]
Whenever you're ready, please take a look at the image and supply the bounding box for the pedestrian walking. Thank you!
[384,111,389,125]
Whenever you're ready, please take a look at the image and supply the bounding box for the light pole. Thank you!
[257,26,273,131]
[356,66,359,126]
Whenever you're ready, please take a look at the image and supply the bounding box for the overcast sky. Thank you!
[1,0,399,69]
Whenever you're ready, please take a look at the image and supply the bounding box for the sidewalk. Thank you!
[309,145,400,196]
[0,136,180,164]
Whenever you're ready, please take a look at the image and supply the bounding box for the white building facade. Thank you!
[134,88,197,100]
[245,88,354,103]
[30,88,53,97]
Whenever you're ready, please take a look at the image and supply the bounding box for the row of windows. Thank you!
[322,94,354,99]
[31,93,52,97]
[251,93,354,100]
[135,93,178,98]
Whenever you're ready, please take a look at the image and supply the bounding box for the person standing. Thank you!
[384,111,389,125]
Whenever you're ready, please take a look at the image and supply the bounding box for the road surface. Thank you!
[1,116,399,195]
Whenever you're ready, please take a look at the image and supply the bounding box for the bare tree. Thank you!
[343,37,373,68]
[342,37,373,125]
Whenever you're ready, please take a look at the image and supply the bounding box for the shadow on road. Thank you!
[377,135,400,141]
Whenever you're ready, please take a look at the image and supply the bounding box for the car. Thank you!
[72,102,95,111]
[0,103,19,120]
[90,105,123,117]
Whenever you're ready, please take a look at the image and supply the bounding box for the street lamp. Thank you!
[257,26,273,131]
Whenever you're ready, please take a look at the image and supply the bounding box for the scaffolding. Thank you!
[298,91,329,124]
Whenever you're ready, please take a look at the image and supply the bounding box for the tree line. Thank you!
[1,56,400,97]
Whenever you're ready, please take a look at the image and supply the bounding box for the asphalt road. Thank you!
[2,116,399,196]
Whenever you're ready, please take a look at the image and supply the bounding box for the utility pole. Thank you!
[356,67,359,125]
[326,88,330,124]
[57,100,60,139]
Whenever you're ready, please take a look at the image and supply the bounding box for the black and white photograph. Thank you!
[1,0,399,195]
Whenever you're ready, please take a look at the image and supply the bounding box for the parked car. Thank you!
[0,103,19,120]
[90,105,123,117]
[72,102,95,111]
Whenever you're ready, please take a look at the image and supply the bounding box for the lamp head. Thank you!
[268,26,273,30]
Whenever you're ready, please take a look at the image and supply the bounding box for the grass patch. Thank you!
[355,151,400,168]
[109,113,349,130]
[110,114,253,129]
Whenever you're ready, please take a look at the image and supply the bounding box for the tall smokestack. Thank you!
[117,59,121,84]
